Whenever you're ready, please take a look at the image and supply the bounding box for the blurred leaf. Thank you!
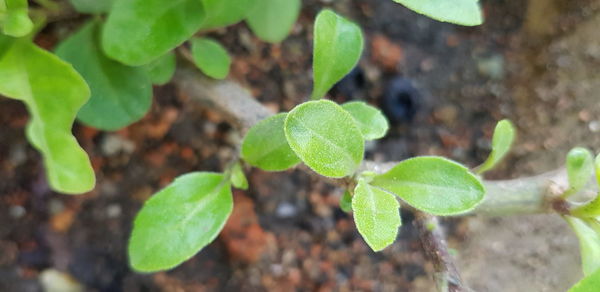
[371,156,485,215]
[190,37,231,80]
[68,0,114,14]
[565,147,594,197]
[241,113,300,171]
[572,196,600,218]
[143,51,176,85]
[230,162,248,190]
[569,267,600,292]
[200,0,253,30]
[342,101,389,140]
[129,172,232,272]
[340,190,352,213]
[55,20,152,130]
[565,216,600,276]
[1,0,33,37]
[311,10,363,100]
[393,0,483,26]
[285,100,364,178]
[477,119,515,174]
[246,0,300,43]
[0,36,95,194]
[102,0,205,65]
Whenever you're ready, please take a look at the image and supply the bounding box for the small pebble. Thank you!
[39,269,84,292]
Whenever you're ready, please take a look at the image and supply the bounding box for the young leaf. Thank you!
[0,36,95,194]
[565,147,595,197]
[393,0,483,26]
[340,190,352,213]
[569,267,600,292]
[245,0,301,43]
[352,180,401,251]
[199,0,253,30]
[68,0,114,14]
[371,156,485,215]
[1,0,33,37]
[230,162,248,190]
[143,51,176,85]
[571,196,600,218]
[311,10,364,100]
[241,113,300,171]
[342,101,389,140]
[476,119,515,174]
[55,20,153,130]
[190,37,231,80]
[128,172,233,272]
[284,100,364,178]
[565,216,600,276]
[102,0,205,66]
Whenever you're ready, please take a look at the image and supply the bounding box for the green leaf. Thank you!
[477,119,516,174]
[565,147,595,197]
[393,0,483,26]
[342,101,389,140]
[245,0,300,43]
[340,190,352,213]
[55,20,153,131]
[129,172,233,272]
[200,0,253,30]
[596,154,600,186]
[284,100,364,178]
[371,156,485,215]
[352,180,401,251]
[102,0,205,66]
[565,216,600,276]
[230,162,248,190]
[572,196,600,218]
[241,113,300,171]
[569,268,600,292]
[311,10,363,100]
[190,37,231,80]
[68,0,114,14]
[0,36,95,194]
[1,0,33,37]
[143,51,176,85]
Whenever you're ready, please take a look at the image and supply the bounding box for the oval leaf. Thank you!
[340,190,352,213]
[565,216,600,276]
[371,156,485,215]
[311,10,364,100]
[56,21,153,130]
[245,0,300,43]
[143,51,176,85]
[342,101,389,140]
[1,0,33,37]
[285,100,364,178]
[241,113,300,171]
[0,36,95,194]
[129,172,233,272]
[190,37,231,80]
[352,180,401,251]
[230,162,248,190]
[200,0,253,30]
[68,0,114,14]
[565,147,595,197]
[102,0,205,65]
[393,0,483,26]
[569,268,600,292]
[477,119,515,174]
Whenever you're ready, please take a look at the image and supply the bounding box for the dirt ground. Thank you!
[1,0,599,291]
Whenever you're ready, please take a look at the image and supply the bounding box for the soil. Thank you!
[1,0,599,291]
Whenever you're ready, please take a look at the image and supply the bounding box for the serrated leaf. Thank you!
[352,180,401,251]
[393,0,483,26]
[284,100,364,178]
[565,147,595,197]
[55,20,152,130]
[246,0,300,43]
[190,37,231,80]
[477,119,515,174]
[0,36,94,194]
[342,101,389,140]
[1,0,33,37]
[200,0,253,30]
[241,113,300,171]
[143,51,176,85]
[102,0,205,66]
[371,156,485,215]
[311,10,364,100]
[68,0,114,14]
[230,162,248,190]
[565,216,600,276]
[129,172,233,272]
[569,268,600,292]
[340,190,352,213]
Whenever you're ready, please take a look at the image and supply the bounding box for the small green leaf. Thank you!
[245,0,300,43]
[68,0,114,14]
[352,180,401,251]
[340,190,352,213]
[55,20,153,130]
[1,0,33,37]
[393,0,483,26]
[565,216,600,276]
[371,156,485,215]
[230,162,248,190]
[200,0,253,30]
[102,0,205,65]
[129,172,233,272]
[596,154,600,186]
[0,36,95,194]
[143,51,176,85]
[565,147,595,198]
[571,196,600,218]
[342,101,389,140]
[311,10,364,100]
[569,268,600,292]
[190,37,231,80]
[477,119,516,174]
[284,100,364,178]
[241,113,300,171]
